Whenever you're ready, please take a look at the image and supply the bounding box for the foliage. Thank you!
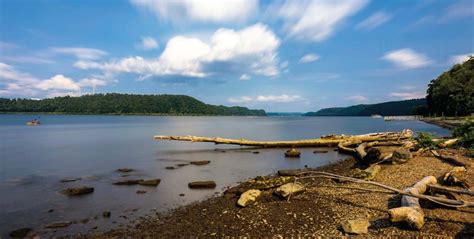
[304,99,426,116]
[0,93,266,116]
[453,118,474,149]
[426,56,474,116]
[415,132,439,149]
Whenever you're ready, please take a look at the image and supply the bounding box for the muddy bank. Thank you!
[96,149,474,238]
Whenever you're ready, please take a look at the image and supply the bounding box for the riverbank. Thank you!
[97,148,473,238]
[420,117,471,129]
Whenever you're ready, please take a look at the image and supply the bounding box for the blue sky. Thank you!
[0,0,473,112]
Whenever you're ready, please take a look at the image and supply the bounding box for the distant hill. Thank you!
[304,99,426,116]
[0,93,266,116]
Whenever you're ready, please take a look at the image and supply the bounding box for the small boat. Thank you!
[26,119,40,126]
[371,114,382,118]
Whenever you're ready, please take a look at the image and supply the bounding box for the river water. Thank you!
[0,115,450,236]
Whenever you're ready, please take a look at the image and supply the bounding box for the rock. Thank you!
[285,148,301,158]
[60,177,81,183]
[341,219,370,234]
[117,168,134,173]
[103,211,111,218]
[237,189,261,207]
[274,183,305,198]
[278,168,315,176]
[113,179,142,185]
[136,190,147,194]
[80,218,89,224]
[225,176,293,197]
[179,193,185,197]
[47,209,54,213]
[354,165,381,180]
[176,163,189,167]
[392,148,412,164]
[188,181,216,189]
[190,160,211,166]
[61,186,94,196]
[252,151,260,154]
[45,221,72,228]
[165,166,176,170]
[9,228,32,238]
[138,179,161,186]
[313,149,329,153]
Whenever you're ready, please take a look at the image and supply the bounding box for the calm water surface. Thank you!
[0,115,450,236]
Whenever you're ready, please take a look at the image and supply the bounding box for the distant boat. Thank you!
[371,114,382,118]
[26,119,40,126]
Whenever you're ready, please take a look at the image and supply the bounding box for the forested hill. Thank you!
[304,99,426,116]
[0,93,266,116]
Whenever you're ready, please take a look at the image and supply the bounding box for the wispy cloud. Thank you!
[355,11,392,31]
[272,0,369,42]
[346,95,368,103]
[299,53,320,63]
[228,94,303,104]
[228,96,253,103]
[449,53,473,65]
[50,47,107,60]
[137,37,159,50]
[239,74,251,80]
[390,91,426,100]
[382,48,432,69]
[130,0,258,23]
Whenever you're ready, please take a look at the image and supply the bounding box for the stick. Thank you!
[428,184,474,196]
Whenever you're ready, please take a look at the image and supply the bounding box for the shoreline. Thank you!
[420,117,470,129]
[96,148,473,238]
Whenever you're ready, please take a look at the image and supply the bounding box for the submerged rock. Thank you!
[165,166,176,170]
[313,149,329,153]
[237,189,261,207]
[188,181,216,189]
[113,179,142,185]
[190,160,211,166]
[285,148,301,158]
[117,168,134,173]
[274,183,305,198]
[252,151,260,154]
[60,177,81,183]
[136,190,147,194]
[45,221,72,229]
[138,179,161,186]
[341,219,370,234]
[61,186,94,196]
[9,228,33,238]
[103,211,111,218]
[392,148,412,164]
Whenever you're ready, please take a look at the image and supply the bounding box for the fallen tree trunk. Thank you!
[431,150,467,167]
[154,130,414,148]
[388,176,437,230]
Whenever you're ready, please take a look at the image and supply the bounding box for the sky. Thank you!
[0,0,473,112]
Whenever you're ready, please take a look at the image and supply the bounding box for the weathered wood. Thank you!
[428,184,474,196]
[431,150,467,167]
[388,176,437,230]
[154,130,414,148]
[438,138,459,148]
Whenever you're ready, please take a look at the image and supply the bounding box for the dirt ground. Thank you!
[87,147,474,238]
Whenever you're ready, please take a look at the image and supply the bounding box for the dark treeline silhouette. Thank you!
[0,93,266,116]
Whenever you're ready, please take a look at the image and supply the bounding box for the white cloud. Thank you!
[355,11,392,31]
[228,96,253,103]
[78,78,107,87]
[382,48,432,69]
[274,0,369,42]
[0,62,38,84]
[130,0,258,23]
[346,95,368,103]
[75,23,281,78]
[50,47,107,60]
[256,94,303,103]
[390,92,426,100]
[239,74,251,80]
[442,0,474,21]
[449,53,473,65]
[299,53,320,63]
[138,37,159,50]
[36,75,81,91]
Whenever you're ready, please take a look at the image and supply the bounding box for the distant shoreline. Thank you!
[0,112,269,117]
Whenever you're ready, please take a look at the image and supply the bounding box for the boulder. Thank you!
[117,168,134,173]
[188,181,216,189]
[9,228,32,238]
[313,149,329,153]
[136,190,147,194]
[353,165,381,181]
[60,177,81,183]
[190,160,211,166]
[341,219,370,234]
[61,186,94,196]
[274,183,305,198]
[285,148,301,158]
[237,189,261,207]
[392,148,412,164]
[113,179,142,185]
[138,179,161,186]
[45,221,72,229]
[103,210,111,218]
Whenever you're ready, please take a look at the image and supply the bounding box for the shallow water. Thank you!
[0,115,450,236]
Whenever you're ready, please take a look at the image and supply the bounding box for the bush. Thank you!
[453,119,474,149]
[415,132,439,149]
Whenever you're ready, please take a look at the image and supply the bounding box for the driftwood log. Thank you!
[388,176,437,230]
[154,130,414,148]
[431,150,467,167]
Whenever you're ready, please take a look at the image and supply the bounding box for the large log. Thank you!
[388,176,437,230]
[154,130,414,148]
